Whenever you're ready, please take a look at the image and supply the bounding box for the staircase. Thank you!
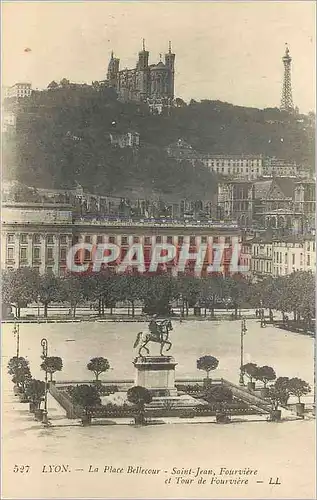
[220,379,271,413]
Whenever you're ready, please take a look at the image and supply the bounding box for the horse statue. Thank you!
[133,318,173,357]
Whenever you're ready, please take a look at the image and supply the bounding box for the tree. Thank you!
[60,78,70,87]
[269,385,287,412]
[205,385,233,423]
[198,275,224,317]
[255,366,276,388]
[274,377,291,406]
[241,363,258,383]
[288,377,311,404]
[8,356,32,392]
[142,275,177,316]
[25,379,45,409]
[87,357,110,382]
[62,275,84,317]
[47,80,59,90]
[115,274,143,318]
[175,97,187,108]
[223,274,249,319]
[7,356,30,376]
[205,385,233,403]
[197,355,219,379]
[177,276,201,316]
[70,384,101,417]
[127,386,152,425]
[38,274,64,318]
[2,268,39,317]
[40,356,63,382]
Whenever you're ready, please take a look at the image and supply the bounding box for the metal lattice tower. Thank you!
[280,43,294,111]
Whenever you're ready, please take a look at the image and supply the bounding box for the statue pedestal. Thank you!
[133,356,178,397]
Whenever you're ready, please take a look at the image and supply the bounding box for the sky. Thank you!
[2,1,316,112]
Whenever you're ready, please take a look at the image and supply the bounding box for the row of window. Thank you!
[210,167,261,174]
[252,260,272,272]
[77,235,233,245]
[7,234,69,244]
[7,247,68,261]
[251,254,311,268]
[208,160,262,166]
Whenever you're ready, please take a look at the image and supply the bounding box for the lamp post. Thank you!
[239,317,247,386]
[13,321,20,359]
[37,294,41,323]
[41,338,49,425]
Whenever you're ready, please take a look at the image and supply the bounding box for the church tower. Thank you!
[165,41,175,99]
[107,51,120,88]
[137,39,150,99]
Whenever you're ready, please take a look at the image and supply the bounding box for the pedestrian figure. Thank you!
[255,309,258,317]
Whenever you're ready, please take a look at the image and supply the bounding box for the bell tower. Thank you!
[138,39,149,70]
[165,41,175,99]
[137,39,150,99]
[107,51,120,88]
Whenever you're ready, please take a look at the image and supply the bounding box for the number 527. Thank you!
[13,465,30,473]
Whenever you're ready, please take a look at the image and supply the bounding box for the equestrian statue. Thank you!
[133,316,173,357]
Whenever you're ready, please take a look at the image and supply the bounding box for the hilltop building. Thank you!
[106,40,175,112]
[3,82,32,99]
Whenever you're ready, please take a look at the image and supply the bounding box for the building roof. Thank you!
[274,177,295,198]
[253,177,295,199]
[150,62,167,70]
[253,180,272,199]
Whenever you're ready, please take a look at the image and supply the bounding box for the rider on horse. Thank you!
[148,315,163,341]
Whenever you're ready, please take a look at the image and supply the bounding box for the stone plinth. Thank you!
[133,356,177,396]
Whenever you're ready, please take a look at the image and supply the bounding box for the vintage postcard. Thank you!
[1,1,315,499]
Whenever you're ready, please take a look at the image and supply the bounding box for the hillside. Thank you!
[3,85,314,199]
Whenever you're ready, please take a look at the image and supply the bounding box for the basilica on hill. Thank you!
[106,40,175,112]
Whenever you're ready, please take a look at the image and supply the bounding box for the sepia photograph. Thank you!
[1,1,316,499]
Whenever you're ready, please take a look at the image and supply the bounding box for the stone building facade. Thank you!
[2,202,243,277]
[106,41,175,110]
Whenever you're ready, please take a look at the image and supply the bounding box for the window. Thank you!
[60,235,67,244]
[85,235,91,244]
[307,242,310,252]
[84,249,91,261]
[33,247,40,260]
[46,267,53,274]
[47,248,53,260]
[144,236,151,245]
[60,248,67,260]
[166,236,173,244]
[33,234,41,244]
[292,254,295,266]
[313,242,315,252]
[156,236,162,243]
[133,236,139,244]
[96,235,103,244]
[20,248,27,260]
[190,236,196,245]
[201,236,207,244]
[7,248,14,260]
[20,234,28,244]
[73,235,79,244]
[178,236,184,244]
[7,234,14,244]
[121,236,128,245]
[109,236,116,244]
[307,254,311,266]
[47,235,54,245]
